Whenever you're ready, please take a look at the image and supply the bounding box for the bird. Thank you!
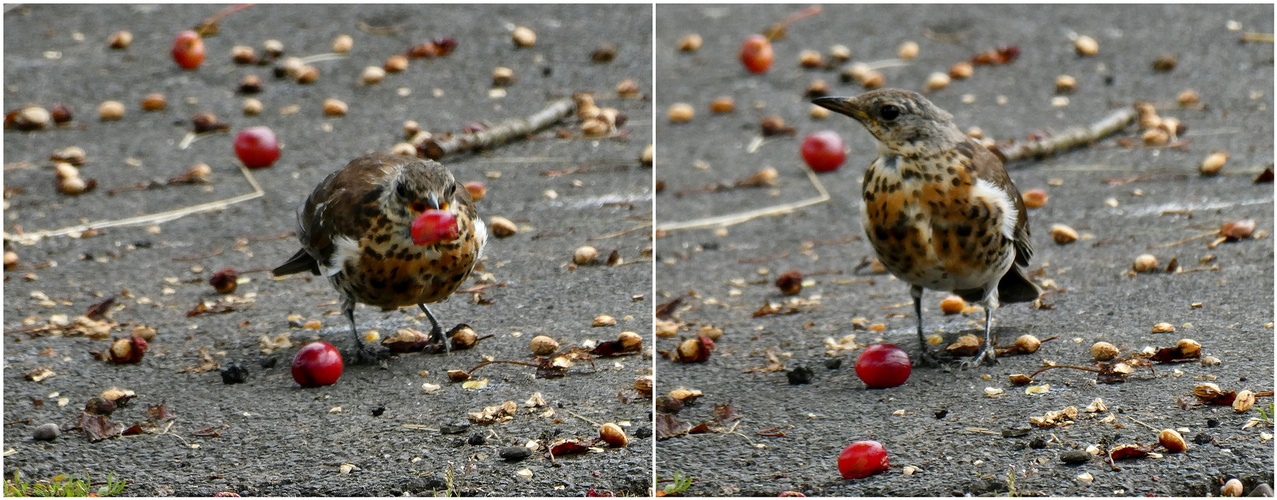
[813,89,1040,368]
[272,153,487,364]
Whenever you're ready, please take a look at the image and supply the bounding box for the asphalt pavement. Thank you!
[654,4,1273,497]
[4,4,652,496]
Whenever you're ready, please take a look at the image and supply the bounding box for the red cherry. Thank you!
[739,34,774,74]
[854,344,911,388]
[801,131,846,172]
[291,341,343,387]
[234,126,281,168]
[411,209,460,246]
[171,30,206,70]
[837,440,890,479]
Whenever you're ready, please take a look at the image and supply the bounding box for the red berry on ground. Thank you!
[234,126,281,168]
[854,344,911,388]
[838,440,890,479]
[801,131,846,172]
[171,30,206,70]
[291,341,343,387]
[739,34,774,74]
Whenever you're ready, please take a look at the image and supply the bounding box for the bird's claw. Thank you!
[959,348,998,370]
[349,345,391,365]
[422,326,452,355]
[913,349,942,368]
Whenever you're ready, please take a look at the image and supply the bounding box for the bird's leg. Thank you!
[418,304,450,354]
[961,305,999,369]
[911,285,939,367]
[344,301,386,364]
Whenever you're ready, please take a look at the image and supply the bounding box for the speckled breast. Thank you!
[860,155,1015,295]
[333,213,482,310]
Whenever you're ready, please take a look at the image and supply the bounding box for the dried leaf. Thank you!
[655,297,683,320]
[655,412,692,440]
[180,346,220,373]
[79,412,124,441]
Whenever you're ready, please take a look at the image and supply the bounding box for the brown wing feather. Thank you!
[285,153,408,272]
[968,142,1033,266]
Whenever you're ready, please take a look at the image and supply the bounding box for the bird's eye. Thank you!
[445,183,457,199]
[395,182,411,199]
[880,104,900,121]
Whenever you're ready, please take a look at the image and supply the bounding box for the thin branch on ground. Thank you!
[420,99,576,160]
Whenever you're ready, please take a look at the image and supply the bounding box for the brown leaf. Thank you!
[712,403,742,423]
[549,439,593,456]
[655,412,692,440]
[186,300,235,317]
[147,403,175,424]
[79,412,124,441]
[85,295,116,319]
[1219,219,1256,241]
[655,297,683,320]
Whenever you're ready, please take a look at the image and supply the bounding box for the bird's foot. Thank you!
[913,349,942,368]
[421,324,453,355]
[959,346,998,370]
[349,345,391,365]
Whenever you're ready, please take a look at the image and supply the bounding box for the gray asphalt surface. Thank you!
[4,4,652,496]
[654,4,1273,497]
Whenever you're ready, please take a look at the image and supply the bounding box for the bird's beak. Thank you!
[425,193,441,211]
[812,96,869,122]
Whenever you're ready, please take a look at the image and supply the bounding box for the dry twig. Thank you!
[420,99,576,160]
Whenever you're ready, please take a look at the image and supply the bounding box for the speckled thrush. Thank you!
[813,89,1040,368]
[273,153,487,363]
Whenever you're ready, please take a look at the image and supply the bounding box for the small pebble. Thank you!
[1060,450,1091,465]
[33,423,60,441]
[499,446,532,461]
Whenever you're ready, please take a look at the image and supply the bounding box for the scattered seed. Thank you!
[1142,128,1169,146]
[98,101,125,121]
[574,246,600,265]
[332,34,353,54]
[966,127,984,139]
[512,26,536,48]
[897,40,919,60]
[581,118,609,137]
[262,39,284,58]
[949,62,973,80]
[231,45,257,64]
[4,251,17,270]
[641,144,653,166]
[1133,254,1159,273]
[677,34,702,52]
[923,72,950,93]
[1055,75,1077,94]
[1152,53,1177,72]
[49,103,72,124]
[709,97,735,114]
[1050,224,1078,244]
[140,93,167,111]
[1221,479,1243,497]
[1199,151,1229,176]
[806,79,829,97]
[842,62,871,83]
[591,44,617,63]
[1151,322,1175,333]
[489,216,517,237]
[463,181,485,202]
[10,106,50,130]
[391,142,415,156]
[1177,89,1200,107]
[51,146,86,165]
[210,268,238,294]
[668,103,694,123]
[384,55,408,73]
[238,74,264,94]
[361,66,386,85]
[599,423,628,448]
[860,71,885,89]
[798,49,824,69]
[810,105,829,120]
[616,79,639,98]
[295,65,319,84]
[58,176,90,195]
[1074,35,1099,56]
[322,98,348,116]
[829,44,851,63]
[1090,342,1119,361]
[243,98,263,116]
[1021,189,1048,208]
[492,66,515,87]
[592,314,616,327]
[529,335,559,355]
[940,295,965,315]
[107,30,132,50]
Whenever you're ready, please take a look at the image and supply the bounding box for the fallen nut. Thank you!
[1050,224,1078,244]
[1199,152,1229,176]
[897,40,919,60]
[1150,322,1175,333]
[1158,429,1186,453]
[949,62,973,80]
[108,30,133,49]
[512,26,536,47]
[1022,189,1048,208]
[923,72,950,93]
[1056,75,1077,93]
[599,422,627,448]
[1074,35,1098,56]
[98,101,125,121]
[141,93,167,111]
[668,103,694,123]
[709,97,735,114]
[1090,341,1119,361]
[592,314,616,327]
[529,335,559,355]
[332,34,353,54]
[488,216,517,238]
[322,98,348,116]
[940,295,965,315]
[1221,478,1243,497]
[1133,254,1158,273]
[361,66,386,85]
[574,246,599,265]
